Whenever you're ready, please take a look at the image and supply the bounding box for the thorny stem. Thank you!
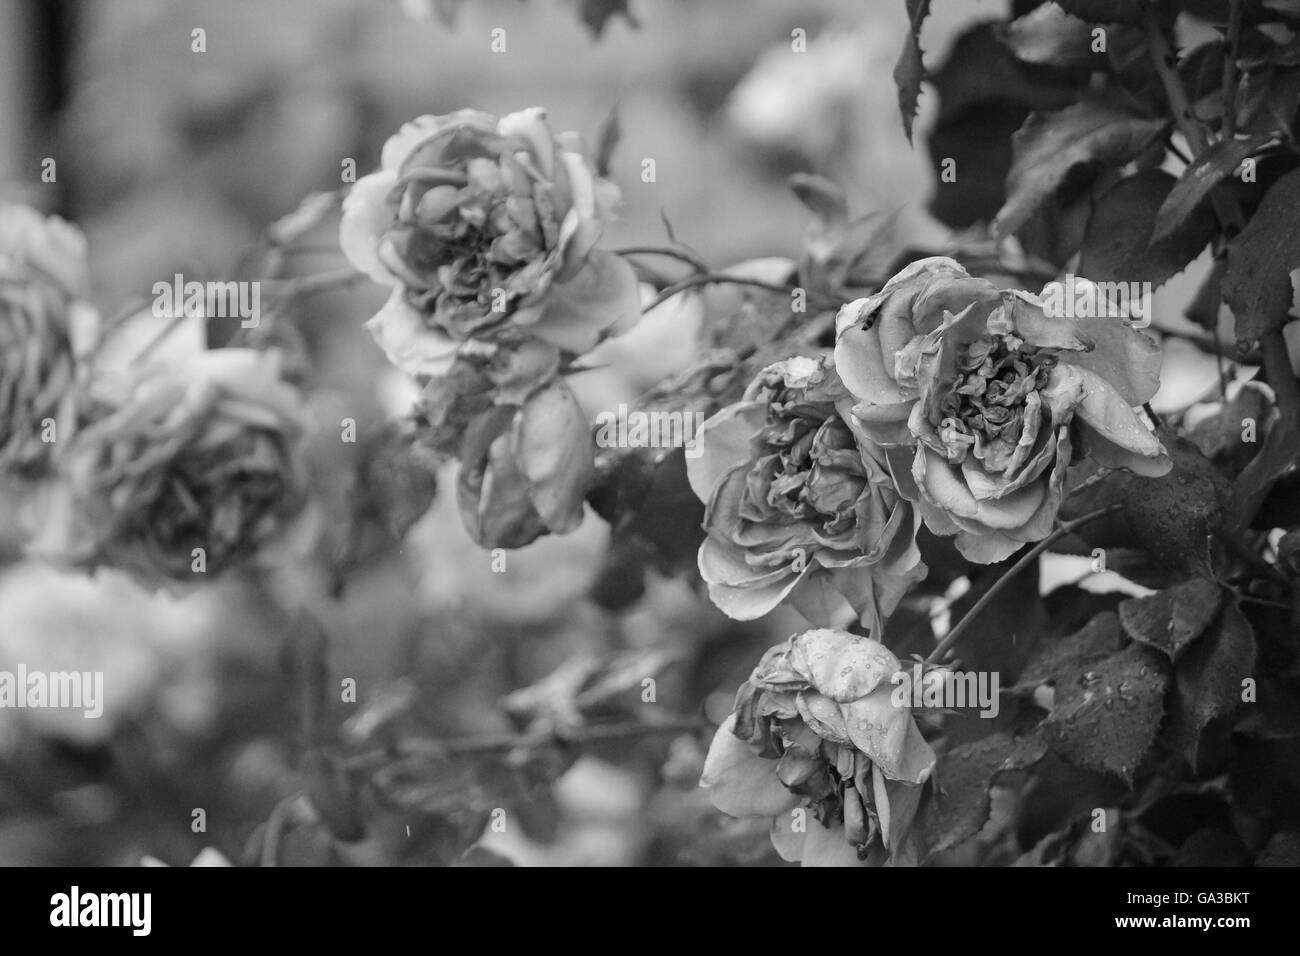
[924,504,1123,665]
[343,716,707,772]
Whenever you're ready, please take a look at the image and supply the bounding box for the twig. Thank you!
[1222,0,1244,140]
[260,793,302,867]
[642,273,838,314]
[344,716,706,771]
[925,504,1123,665]
[612,245,710,274]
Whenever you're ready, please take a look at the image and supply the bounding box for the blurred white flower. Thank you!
[0,563,219,751]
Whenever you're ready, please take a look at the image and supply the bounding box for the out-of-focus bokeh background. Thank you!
[2,0,1239,866]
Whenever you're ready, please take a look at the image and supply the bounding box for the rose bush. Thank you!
[835,257,1170,562]
[339,107,640,382]
[687,354,925,635]
[701,627,934,866]
[0,203,99,475]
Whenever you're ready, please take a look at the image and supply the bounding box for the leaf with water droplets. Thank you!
[1118,578,1224,663]
[1015,612,1168,784]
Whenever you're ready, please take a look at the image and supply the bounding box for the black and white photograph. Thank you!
[0,0,1295,926]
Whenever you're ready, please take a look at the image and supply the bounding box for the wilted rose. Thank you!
[0,203,99,474]
[701,628,934,866]
[835,257,1170,563]
[456,375,593,549]
[686,355,925,635]
[340,108,640,380]
[46,348,309,582]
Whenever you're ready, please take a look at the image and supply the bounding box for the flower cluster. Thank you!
[341,108,641,548]
[1,202,311,585]
[702,628,934,866]
[691,257,1170,633]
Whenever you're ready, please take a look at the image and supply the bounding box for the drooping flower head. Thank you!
[702,628,935,866]
[340,108,639,380]
[835,257,1170,563]
[687,355,925,634]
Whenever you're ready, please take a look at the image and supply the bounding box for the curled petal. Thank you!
[700,716,799,818]
[364,287,460,378]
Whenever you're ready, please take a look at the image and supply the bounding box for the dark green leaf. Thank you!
[918,731,1046,858]
[1079,169,1216,285]
[1118,579,1224,662]
[1016,612,1169,784]
[1153,133,1279,241]
[1223,166,1300,339]
[1166,600,1258,768]
[1109,431,1232,576]
[994,101,1169,237]
[893,0,933,143]
[1041,640,1169,784]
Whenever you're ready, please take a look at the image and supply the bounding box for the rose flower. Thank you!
[46,348,308,582]
[686,355,925,635]
[702,628,935,866]
[0,203,99,475]
[340,108,639,380]
[835,257,1170,563]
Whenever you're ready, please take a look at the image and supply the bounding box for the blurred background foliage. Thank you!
[1,0,1286,866]
[0,0,984,867]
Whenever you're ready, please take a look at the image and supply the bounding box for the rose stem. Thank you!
[343,715,707,771]
[641,273,841,314]
[924,503,1124,666]
[612,245,710,274]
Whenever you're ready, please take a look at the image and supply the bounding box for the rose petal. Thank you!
[532,249,640,351]
[364,287,460,378]
[511,379,593,533]
[798,816,867,867]
[686,401,767,503]
[769,810,808,862]
[340,171,401,286]
[700,716,799,817]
